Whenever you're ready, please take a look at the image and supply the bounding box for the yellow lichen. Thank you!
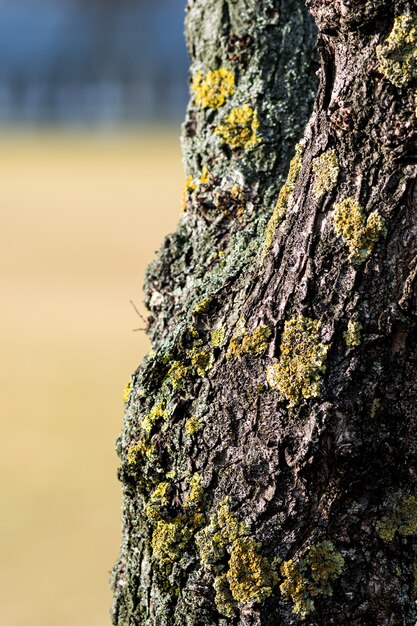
[216,498,248,546]
[227,536,273,605]
[141,401,169,437]
[280,541,344,617]
[263,143,304,257]
[182,175,198,211]
[266,315,328,407]
[167,360,189,390]
[194,297,212,314]
[200,166,210,184]
[312,148,339,199]
[127,439,155,465]
[377,14,417,88]
[333,197,386,266]
[226,324,271,359]
[123,379,132,405]
[192,68,235,110]
[184,416,202,436]
[308,541,345,590]
[184,474,204,509]
[195,498,274,616]
[151,517,192,565]
[213,573,236,618]
[344,319,362,347]
[211,327,226,348]
[377,495,417,541]
[280,559,313,617]
[191,349,214,377]
[215,104,260,149]
[145,481,172,521]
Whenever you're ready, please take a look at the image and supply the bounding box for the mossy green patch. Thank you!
[266,315,328,406]
[194,296,212,315]
[184,474,204,510]
[227,536,273,605]
[213,573,236,618]
[126,439,156,465]
[167,360,190,390]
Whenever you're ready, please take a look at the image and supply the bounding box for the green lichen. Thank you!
[280,541,345,617]
[123,379,132,405]
[226,324,271,359]
[377,14,417,88]
[211,327,226,348]
[333,197,386,266]
[312,148,339,199]
[195,498,274,616]
[145,481,172,521]
[263,143,304,257]
[192,68,235,109]
[141,401,169,437]
[376,495,417,541]
[184,416,202,436]
[344,319,362,347]
[215,104,260,150]
[191,349,214,377]
[266,315,328,406]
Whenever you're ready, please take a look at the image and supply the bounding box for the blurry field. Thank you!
[0,129,183,626]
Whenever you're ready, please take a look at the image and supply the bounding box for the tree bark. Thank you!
[112,1,417,625]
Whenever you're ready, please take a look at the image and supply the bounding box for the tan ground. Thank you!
[0,129,183,626]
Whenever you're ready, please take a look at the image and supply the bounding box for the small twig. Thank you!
[130,300,147,332]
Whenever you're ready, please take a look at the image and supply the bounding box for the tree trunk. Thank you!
[112,1,417,625]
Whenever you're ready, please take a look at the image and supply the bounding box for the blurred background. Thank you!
[0,1,188,625]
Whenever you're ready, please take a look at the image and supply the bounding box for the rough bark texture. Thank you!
[112,1,417,625]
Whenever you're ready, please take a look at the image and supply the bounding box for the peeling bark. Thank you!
[112,1,417,625]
